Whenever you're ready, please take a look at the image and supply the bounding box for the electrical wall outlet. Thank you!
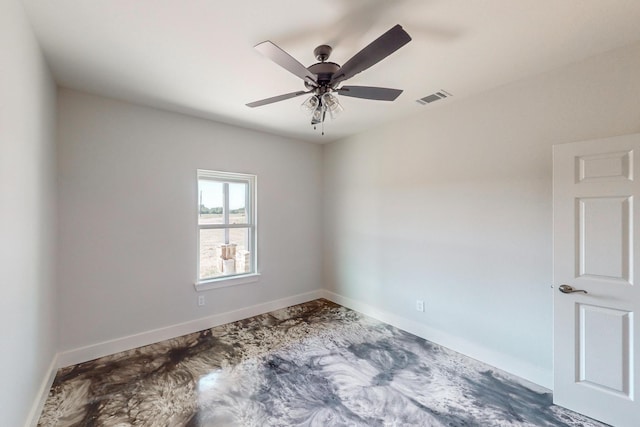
[198,295,205,306]
[416,300,424,312]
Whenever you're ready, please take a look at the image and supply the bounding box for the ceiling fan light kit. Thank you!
[322,93,344,119]
[301,92,343,123]
[300,95,319,115]
[247,24,412,134]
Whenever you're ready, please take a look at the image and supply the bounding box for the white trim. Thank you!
[198,169,253,182]
[196,169,257,283]
[199,223,252,230]
[56,289,323,368]
[49,288,550,396]
[25,354,58,427]
[320,289,553,389]
[195,273,260,291]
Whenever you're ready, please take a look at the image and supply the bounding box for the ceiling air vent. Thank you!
[416,90,452,105]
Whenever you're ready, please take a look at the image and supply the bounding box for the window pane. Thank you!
[198,180,224,224]
[229,182,248,224]
[199,229,225,279]
[199,227,252,280]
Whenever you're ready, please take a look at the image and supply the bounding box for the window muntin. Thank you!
[197,170,256,283]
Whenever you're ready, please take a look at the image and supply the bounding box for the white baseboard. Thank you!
[320,289,552,390]
[26,354,58,427]
[53,288,550,389]
[57,290,324,368]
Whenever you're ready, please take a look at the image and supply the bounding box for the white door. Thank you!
[553,133,640,427]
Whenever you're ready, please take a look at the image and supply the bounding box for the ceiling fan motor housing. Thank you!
[306,62,340,89]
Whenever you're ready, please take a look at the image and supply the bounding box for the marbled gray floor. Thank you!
[38,299,608,426]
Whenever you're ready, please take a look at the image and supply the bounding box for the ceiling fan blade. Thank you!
[330,24,411,86]
[254,41,318,85]
[337,86,403,101]
[246,90,311,108]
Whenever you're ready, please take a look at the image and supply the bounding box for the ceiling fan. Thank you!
[246,24,412,131]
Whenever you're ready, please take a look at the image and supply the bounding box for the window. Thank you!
[196,170,257,288]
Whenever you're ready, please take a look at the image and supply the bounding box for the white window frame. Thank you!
[195,169,258,291]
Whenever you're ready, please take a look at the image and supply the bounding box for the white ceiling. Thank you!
[22,0,640,143]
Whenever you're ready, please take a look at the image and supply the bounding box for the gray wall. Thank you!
[323,42,640,387]
[56,90,324,352]
[0,1,58,425]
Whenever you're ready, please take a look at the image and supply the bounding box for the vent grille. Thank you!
[416,90,452,105]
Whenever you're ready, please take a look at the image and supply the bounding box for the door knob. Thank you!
[559,284,587,294]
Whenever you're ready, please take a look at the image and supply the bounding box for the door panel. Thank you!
[553,133,640,427]
[578,303,632,396]
[577,196,631,281]
[577,151,633,182]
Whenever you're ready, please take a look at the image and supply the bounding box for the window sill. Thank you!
[195,273,260,292]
